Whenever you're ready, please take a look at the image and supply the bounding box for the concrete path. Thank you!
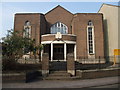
[92,84,119,88]
[2,76,120,88]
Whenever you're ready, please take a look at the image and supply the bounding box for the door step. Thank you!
[44,76,81,80]
[43,71,80,80]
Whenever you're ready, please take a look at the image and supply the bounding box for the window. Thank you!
[88,20,93,26]
[50,22,68,34]
[23,21,31,38]
[23,21,32,54]
[87,20,94,54]
[25,21,30,26]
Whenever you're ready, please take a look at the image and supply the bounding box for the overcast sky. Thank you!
[0,1,119,39]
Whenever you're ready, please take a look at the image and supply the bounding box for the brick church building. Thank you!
[14,5,105,64]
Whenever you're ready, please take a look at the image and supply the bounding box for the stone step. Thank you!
[49,72,70,75]
[49,71,71,76]
[43,71,80,80]
[44,76,71,80]
[44,76,81,80]
[48,73,71,77]
[50,71,67,73]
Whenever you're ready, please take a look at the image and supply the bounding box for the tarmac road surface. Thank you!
[2,76,120,88]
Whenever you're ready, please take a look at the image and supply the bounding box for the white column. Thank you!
[64,43,67,61]
[74,44,76,61]
[41,44,43,61]
[51,43,53,61]
[41,49,43,61]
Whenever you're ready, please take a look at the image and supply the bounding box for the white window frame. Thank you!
[23,21,31,38]
[23,26,31,38]
[87,26,95,55]
[50,22,68,34]
[25,21,30,26]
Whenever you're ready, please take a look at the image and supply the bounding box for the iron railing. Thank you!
[17,58,40,64]
[76,56,120,64]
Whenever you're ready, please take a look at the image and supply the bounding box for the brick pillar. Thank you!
[42,53,49,76]
[67,53,75,76]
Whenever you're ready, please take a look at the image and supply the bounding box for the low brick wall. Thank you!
[76,68,120,79]
[2,71,42,83]
[2,73,26,83]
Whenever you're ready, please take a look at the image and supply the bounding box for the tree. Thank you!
[2,29,44,59]
[2,29,43,70]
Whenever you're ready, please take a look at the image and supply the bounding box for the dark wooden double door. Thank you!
[53,44,64,60]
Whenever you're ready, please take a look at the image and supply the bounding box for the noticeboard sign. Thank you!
[114,49,120,55]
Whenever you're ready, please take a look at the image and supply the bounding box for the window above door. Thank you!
[50,22,68,34]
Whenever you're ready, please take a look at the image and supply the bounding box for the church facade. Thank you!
[14,5,105,63]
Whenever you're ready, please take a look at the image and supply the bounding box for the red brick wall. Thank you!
[45,6,73,34]
[14,13,46,45]
[14,8,104,59]
[72,13,104,58]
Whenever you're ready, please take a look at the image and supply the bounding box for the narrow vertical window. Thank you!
[87,20,95,54]
[23,21,31,38]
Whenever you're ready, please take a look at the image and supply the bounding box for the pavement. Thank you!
[92,84,119,88]
[2,76,120,88]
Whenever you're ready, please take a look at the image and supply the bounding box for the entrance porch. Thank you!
[41,34,76,75]
[41,34,76,61]
[41,42,76,61]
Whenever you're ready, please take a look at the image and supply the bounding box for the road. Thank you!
[2,76,120,88]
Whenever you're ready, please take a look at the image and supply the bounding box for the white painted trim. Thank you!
[42,34,55,37]
[53,41,65,43]
[51,60,65,61]
[41,49,43,61]
[92,26,95,55]
[62,34,77,36]
[41,40,76,44]
[64,43,67,61]
[74,44,77,61]
[54,41,76,44]
[41,41,52,44]
[87,26,89,55]
[41,34,76,37]
[87,26,95,56]
[51,43,53,61]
